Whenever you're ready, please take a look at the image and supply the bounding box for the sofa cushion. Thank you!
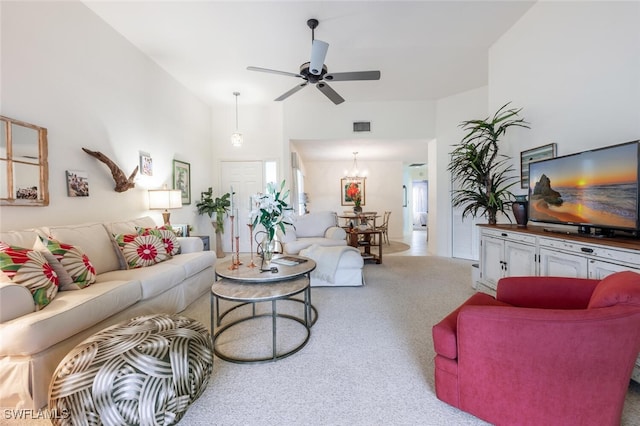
[114,233,170,269]
[0,243,59,310]
[36,237,96,290]
[0,230,39,248]
[588,270,640,309]
[41,222,121,275]
[103,217,158,269]
[293,211,338,238]
[136,226,180,256]
[0,279,142,356]
[98,262,186,300]
[284,237,347,255]
[164,251,216,279]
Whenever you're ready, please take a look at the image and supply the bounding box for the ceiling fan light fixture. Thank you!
[246,18,381,105]
[310,39,329,75]
[231,91,243,147]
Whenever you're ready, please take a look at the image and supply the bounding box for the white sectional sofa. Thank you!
[277,211,364,287]
[277,211,348,254]
[0,217,216,410]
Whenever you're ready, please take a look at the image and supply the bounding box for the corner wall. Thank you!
[489,1,640,163]
[0,1,212,232]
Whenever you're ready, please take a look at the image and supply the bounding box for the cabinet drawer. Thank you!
[481,228,536,245]
[539,237,640,267]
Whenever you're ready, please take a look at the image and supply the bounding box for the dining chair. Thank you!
[376,211,391,244]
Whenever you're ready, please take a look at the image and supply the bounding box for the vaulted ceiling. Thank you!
[83,1,535,163]
[84,1,535,107]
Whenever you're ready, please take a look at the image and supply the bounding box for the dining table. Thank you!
[339,212,380,228]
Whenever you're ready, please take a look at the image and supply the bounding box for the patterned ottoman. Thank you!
[49,314,213,425]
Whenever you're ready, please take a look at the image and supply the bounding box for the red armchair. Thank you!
[432,271,640,426]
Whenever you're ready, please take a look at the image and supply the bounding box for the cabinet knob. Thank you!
[581,247,594,253]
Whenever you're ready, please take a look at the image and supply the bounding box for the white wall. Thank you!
[284,100,436,140]
[283,99,435,238]
[438,1,640,258]
[302,159,404,239]
[434,86,488,258]
[0,2,212,232]
[489,1,640,161]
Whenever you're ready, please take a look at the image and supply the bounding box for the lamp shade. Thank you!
[148,189,182,210]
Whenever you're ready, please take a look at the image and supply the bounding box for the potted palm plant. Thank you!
[196,188,231,258]
[448,103,530,225]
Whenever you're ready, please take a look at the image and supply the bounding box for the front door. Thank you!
[220,161,264,253]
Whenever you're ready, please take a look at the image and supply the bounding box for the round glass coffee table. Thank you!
[211,255,317,363]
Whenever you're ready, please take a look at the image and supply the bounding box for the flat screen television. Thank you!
[528,140,640,236]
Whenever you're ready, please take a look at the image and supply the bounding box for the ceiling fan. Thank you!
[247,19,381,105]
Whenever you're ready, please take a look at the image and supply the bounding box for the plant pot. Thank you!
[211,219,225,258]
[512,196,528,227]
[214,231,225,258]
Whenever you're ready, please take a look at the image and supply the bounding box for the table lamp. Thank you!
[148,187,183,225]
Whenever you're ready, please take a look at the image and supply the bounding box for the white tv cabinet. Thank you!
[478,224,640,383]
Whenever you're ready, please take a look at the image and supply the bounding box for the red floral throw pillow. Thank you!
[0,242,59,310]
[38,237,96,290]
[114,233,169,269]
[136,226,181,256]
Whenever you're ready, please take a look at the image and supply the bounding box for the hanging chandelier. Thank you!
[231,92,243,147]
[344,152,366,181]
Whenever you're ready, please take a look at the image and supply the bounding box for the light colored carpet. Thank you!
[178,256,640,426]
[381,240,410,254]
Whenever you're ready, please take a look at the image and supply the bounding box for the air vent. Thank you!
[353,121,371,132]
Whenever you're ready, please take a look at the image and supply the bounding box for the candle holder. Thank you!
[234,236,242,266]
[228,215,238,270]
[247,223,257,268]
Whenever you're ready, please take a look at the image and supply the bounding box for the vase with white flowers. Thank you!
[250,180,292,266]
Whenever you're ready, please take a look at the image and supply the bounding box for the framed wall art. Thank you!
[171,223,189,237]
[341,178,366,206]
[173,160,191,205]
[139,151,153,176]
[520,143,557,188]
[66,170,89,197]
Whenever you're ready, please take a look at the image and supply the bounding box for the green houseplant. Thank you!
[196,188,231,258]
[448,103,530,225]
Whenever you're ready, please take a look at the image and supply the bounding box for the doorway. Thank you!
[412,180,428,231]
[220,161,264,253]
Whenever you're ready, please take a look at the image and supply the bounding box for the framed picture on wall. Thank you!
[340,178,366,206]
[139,152,153,176]
[66,170,89,197]
[520,143,557,188]
[173,160,191,205]
[171,223,189,237]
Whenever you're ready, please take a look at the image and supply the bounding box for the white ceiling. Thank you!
[83,0,535,161]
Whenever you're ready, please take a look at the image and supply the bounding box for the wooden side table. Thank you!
[347,229,382,264]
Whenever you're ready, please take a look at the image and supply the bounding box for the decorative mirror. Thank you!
[0,115,49,206]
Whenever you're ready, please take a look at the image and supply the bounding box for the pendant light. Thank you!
[344,152,366,181]
[231,92,243,147]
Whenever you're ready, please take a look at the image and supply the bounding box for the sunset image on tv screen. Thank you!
[529,142,638,230]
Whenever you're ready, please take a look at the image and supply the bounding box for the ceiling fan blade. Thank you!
[309,39,329,75]
[324,70,381,81]
[316,82,345,105]
[247,66,302,79]
[275,83,308,101]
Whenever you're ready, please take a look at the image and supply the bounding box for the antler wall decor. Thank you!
[82,148,138,192]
